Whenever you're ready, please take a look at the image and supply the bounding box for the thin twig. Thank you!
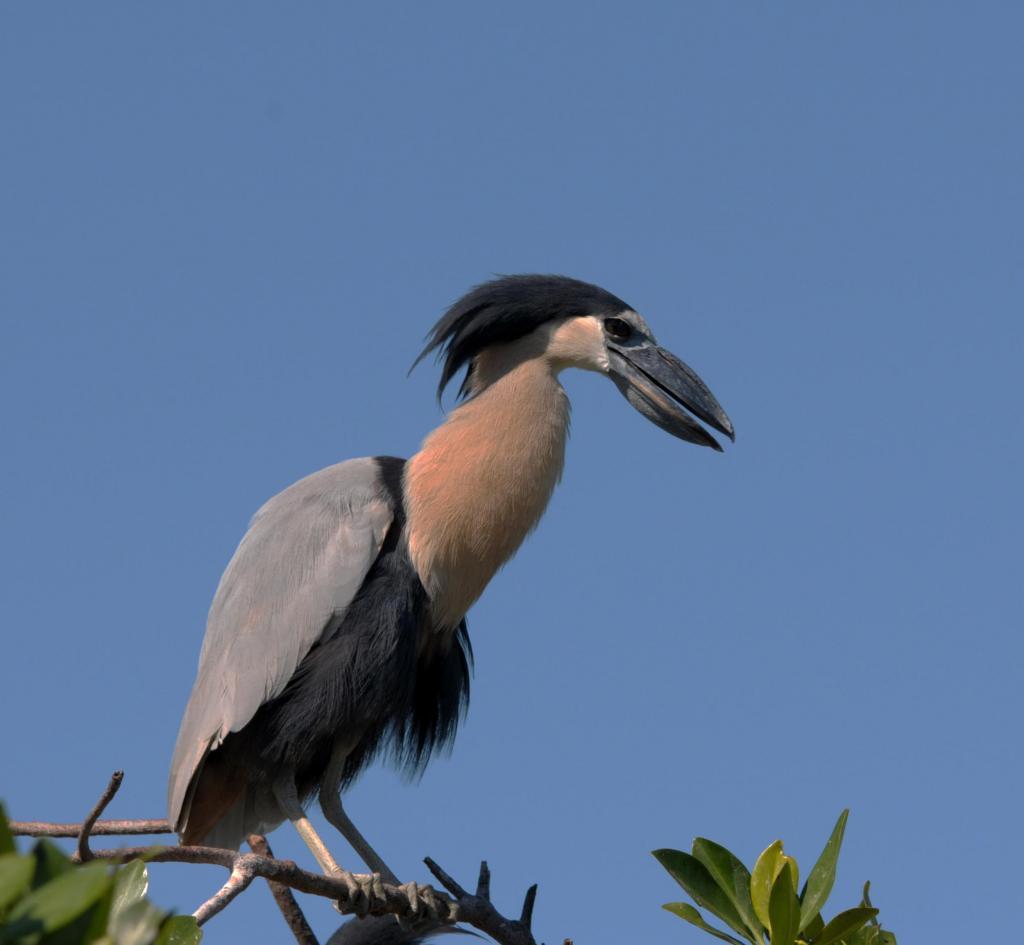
[194,860,258,924]
[249,834,320,945]
[519,885,537,928]
[10,819,173,837]
[76,770,124,863]
[476,861,491,900]
[424,857,469,899]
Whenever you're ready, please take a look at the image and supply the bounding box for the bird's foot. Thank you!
[331,868,387,917]
[331,871,444,926]
[394,880,445,928]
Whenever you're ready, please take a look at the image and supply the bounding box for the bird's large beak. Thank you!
[608,343,735,450]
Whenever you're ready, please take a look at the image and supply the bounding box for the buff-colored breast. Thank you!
[404,354,572,630]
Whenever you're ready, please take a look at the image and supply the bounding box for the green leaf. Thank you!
[853,884,897,945]
[781,855,799,894]
[802,912,825,940]
[810,907,878,945]
[798,810,849,932]
[663,903,748,945]
[768,861,800,945]
[108,898,166,945]
[40,886,112,945]
[154,915,202,945]
[0,803,16,856]
[692,838,763,943]
[30,841,73,889]
[5,861,112,943]
[750,841,783,930]
[846,925,879,945]
[654,849,756,943]
[109,862,149,922]
[0,853,35,913]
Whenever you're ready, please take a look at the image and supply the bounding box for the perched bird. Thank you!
[168,274,733,893]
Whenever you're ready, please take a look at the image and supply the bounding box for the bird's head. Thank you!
[414,274,735,451]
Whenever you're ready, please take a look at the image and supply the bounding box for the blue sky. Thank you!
[2,3,1021,942]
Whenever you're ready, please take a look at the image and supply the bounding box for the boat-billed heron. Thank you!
[168,274,733,904]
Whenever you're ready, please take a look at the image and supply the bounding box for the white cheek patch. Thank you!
[545,316,610,373]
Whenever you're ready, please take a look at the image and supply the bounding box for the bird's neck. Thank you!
[404,348,571,629]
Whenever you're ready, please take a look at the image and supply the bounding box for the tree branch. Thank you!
[425,859,539,945]
[76,770,124,862]
[9,771,545,945]
[9,819,173,837]
[249,834,320,945]
[195,859,258,924]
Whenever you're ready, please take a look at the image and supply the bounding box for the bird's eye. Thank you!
[604,317,632,341]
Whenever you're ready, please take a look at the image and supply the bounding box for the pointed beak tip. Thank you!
[705,416,733,450]
[711,411,736,443]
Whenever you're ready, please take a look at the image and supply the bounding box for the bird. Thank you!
[167,273,734,901]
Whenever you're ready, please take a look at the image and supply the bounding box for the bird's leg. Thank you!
[319,757,445,926]
[319,746,400,886]
[272,776,344,874]
[321,793,400,886]
[272,775,383,916]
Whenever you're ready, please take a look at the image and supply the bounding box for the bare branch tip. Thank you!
[76,770,126,863]
[520,884,538,928]
[423,857,469,899]
[475,860,491,899]
[193,861,258,926]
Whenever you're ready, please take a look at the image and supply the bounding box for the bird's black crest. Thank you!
[413,274,631,400]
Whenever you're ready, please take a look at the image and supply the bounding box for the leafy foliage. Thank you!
[654,811,896,945]
[0,804,201,945]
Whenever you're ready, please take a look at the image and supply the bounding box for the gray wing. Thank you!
[168,457,396,829]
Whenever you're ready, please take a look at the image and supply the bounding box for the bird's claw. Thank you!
[419,883,444,921]
[332,869,388,917]
[394,881,444,927]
